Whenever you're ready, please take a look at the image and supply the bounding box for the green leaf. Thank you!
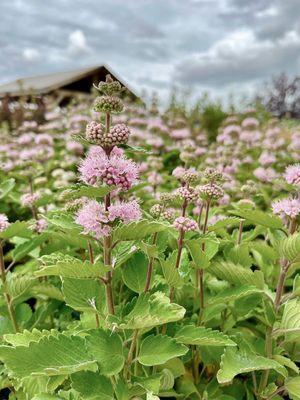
[160,252,183,288]
[209,261,264,289]
[138,334,188,366]
[0,334,96,378]
[71,371,114,400]
[62,278,105,312]
[113,220,169,241]
[279,233,300,262]
[36,258,109,279]
[13,234,48,261]
[273,355,299,373]
[276,299,300,339]
[207,285,263,306]
[217,347,287,384]
[64,184,115,200]
[133,374,162,395]
[175,325,236,347]
[119,292,185,329]
[6,274,35,303]
[0,178,15,199]
[285,377,300,400]
[208,217,241,232]
[186,240,211,270]
[3,329,56,347]
[230,209,283,229]
[0,221,30,239]
[122,252,148,293]
[86,329,125,376]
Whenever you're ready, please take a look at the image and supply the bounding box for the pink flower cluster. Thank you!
[0,214,10,232]
[272,197,300,219]
[173,216,198,232]
[21,193,40,207]
[285,164,300,186]
[76,199,141,238]
[79,146,139,190]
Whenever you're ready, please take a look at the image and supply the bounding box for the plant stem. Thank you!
[102,111,115,315]
[144,232,158,292]
[87,240,94,264]
[169,229,184,302]
[259,218,297,396]
[237,219,245,245]
[124,329,139,380]
[197,199,210,325]
[0,243,19,332]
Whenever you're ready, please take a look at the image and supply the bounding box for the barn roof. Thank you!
[0,65,139,99]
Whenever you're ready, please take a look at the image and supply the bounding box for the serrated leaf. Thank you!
[119,292,185,329]
[13,234,48,261]
[273,355,299,373]
[175,325,236,347]
[0,221,30,239]
[208,217,241,232]
[85,329,124,376]
[207,285,263,306]
[31,283,64,301]
[0,334,96,378]
[36,259,109,279]
[230,209,283,229]
[71,371,114,400]
[0,178,15,199]
[186,240,211,270]
[277,299,300,339]
[279,233,300,262]
[6,274,35,303]
[4,329,57,347]
[285,376,300,400]
[113,220,169,241]
[217,347,287,384]
[122,252,148,293]
[62,278,105,312]
[209,261,264,289]
[138,334,188,366]
[160,252,183,288]
[64,184,115,200]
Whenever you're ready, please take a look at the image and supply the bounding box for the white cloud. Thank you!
[68,30,90,55]
[22,48,40,63]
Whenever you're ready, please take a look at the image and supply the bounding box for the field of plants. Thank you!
[0,75,299,400]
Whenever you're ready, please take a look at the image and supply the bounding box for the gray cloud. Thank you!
[0,0,299,101]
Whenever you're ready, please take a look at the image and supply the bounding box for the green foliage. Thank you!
[138,334,188,365]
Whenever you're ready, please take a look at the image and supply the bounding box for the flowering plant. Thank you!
[0,80,299,400]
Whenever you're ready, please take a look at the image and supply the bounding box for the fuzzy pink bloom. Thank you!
[76,199,141,238]
[79,146,138,190]
[32,218,48,233]
[0,214,10,232]
[172,166,186,180]
[148,171,163,186]
[108,200,141,223]
[285,164,300,186]
[170,128,190,140]
[173,216,198,232]
[272,198,300,219]
[253,167,278,183]
[241,117,259,128]
[21,193,40,207]
[35,134,53,146]
[259,151,276,166]
[66,141,84,155]
[76,200,110,238]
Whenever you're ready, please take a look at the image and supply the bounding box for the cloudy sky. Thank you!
[1,0,300,102]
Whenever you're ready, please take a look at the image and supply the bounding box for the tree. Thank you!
[259,73,300,119]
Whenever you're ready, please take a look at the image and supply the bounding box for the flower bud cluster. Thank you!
[173,216,198,232]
